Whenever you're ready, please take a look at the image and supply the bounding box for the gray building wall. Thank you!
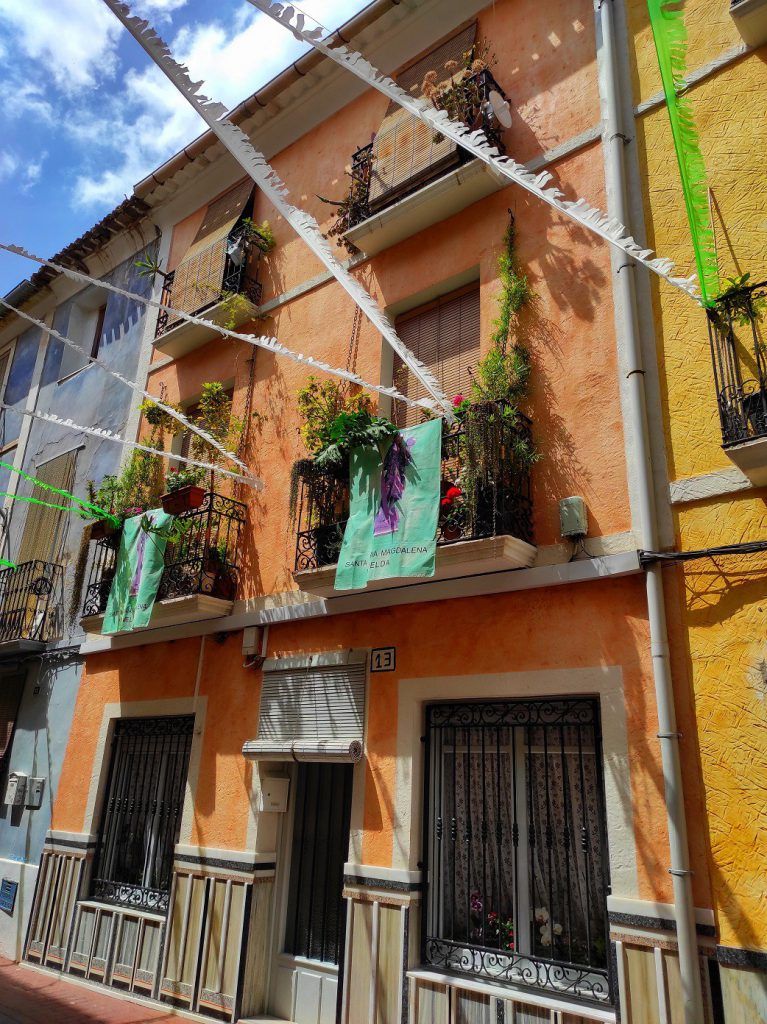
[0,247,156,958]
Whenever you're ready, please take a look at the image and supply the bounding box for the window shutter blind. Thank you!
[393,285,481,426]
[0,674,25,760]
[0,347,12,401]
[17,450,78,565]
[167,180,254,327]
[243,657,367,762]
[368,23,477,209]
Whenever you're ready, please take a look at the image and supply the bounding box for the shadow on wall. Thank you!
[0,660,65,960]
[666,530,767,954]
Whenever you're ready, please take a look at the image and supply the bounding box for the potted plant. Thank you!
[201,541,235,600]
[439,480,467,541]
[160,466,207,515]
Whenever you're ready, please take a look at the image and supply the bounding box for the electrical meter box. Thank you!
[559,496,588,539]
[26,778,45,810]
[258,777,290,814]
[4,772,27,807]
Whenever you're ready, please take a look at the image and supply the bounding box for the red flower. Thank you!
[452,394,465,407]
[446,486,462,500]
[441,497,452,508]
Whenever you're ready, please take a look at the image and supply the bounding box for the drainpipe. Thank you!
[596,2,704,1021]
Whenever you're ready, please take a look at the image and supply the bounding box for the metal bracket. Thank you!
[657,731,683,739]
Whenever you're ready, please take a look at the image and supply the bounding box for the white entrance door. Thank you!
[269,762,354,1024]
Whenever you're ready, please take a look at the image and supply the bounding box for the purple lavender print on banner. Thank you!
[373,434,415,536]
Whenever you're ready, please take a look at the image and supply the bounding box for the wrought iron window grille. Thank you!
[155,224,265,338]
[344,68,509,232]
[90,715,194,914]
[422,698,612,1006]
[708,279,767,446]
[82,492,246,618]
[0,560,63,645]
[293,403,533,572]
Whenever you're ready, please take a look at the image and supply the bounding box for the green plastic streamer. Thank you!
[647,0,719,305]
[0,559,16,570]
[0,459,115,523]
[0,491,82,515]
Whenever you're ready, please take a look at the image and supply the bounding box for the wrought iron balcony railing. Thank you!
[343,68,508,232]
[82,493,247,619]
[155,225,265,338]
[293,404,533,572]
[0,560,63,645]
[708,279,767,446]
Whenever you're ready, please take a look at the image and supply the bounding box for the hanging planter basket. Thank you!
[161,485,206,516]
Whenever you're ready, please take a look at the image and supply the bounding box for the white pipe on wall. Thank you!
[596,1,704,1020]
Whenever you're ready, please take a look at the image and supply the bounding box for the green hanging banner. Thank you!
[647,0,719,306]
[102,509,173,633]
[335,419,442,591]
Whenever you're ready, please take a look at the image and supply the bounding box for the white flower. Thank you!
[540,927,552,947]
[553,923,563,936]
[534,907,549,924]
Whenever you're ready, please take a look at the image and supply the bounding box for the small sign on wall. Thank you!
[371,647,396,673]
[0,878,18,915]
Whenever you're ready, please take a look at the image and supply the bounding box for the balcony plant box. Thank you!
[160,485,206,516]
[90,518,119,542]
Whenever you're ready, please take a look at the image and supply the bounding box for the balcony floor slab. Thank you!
[0,639,47,656]
[293,534,537,598]
[344,157,507,257]
[153,295,257,360]
[80,594,234,637]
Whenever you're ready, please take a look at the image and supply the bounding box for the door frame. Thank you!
[267,761,354,1024]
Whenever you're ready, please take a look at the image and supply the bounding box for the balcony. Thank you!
[293,403,536,597]
[80,493,246,634]
[341,69,509,257]
[730,0,767,47]
[154,224,265,360]
[0,560,63,652]
[708,278,767,485]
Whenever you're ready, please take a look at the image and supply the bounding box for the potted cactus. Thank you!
[160,467,207,516]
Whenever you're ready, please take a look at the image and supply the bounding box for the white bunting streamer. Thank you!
[247,0,701,302]
[0,403,262,489]
[0,242,438,416]
[100,0,454,419]
[0,298,253,480]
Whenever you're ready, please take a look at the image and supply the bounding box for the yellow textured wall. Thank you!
[631,1,767,952]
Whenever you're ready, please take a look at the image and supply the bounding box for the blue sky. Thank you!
[0,0,369,295]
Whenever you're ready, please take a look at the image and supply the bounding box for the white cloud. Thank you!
[0,0,120,92]
[0,152,19,182]
[72,0,367,208]
[0,149,45,191]
[21,153,47,192]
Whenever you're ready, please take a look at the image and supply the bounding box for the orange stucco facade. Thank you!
[31,1,743,1020]
[56,577,711,910]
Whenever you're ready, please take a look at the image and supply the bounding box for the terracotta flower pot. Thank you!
[160,485,206,516]
[90,518,118,541]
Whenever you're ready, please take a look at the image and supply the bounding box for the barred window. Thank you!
[423,698,611,1004]
[91,716,194,915]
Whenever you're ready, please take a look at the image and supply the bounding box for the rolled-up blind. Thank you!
[17,449,78,565]
[244,655,367,762]
[393,284,480,426]
[368,23,477,209]
[167,180,254,327]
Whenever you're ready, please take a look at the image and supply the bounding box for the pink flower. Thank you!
[452,394,465,407]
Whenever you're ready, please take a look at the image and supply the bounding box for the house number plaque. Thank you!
[371,647,396,672]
